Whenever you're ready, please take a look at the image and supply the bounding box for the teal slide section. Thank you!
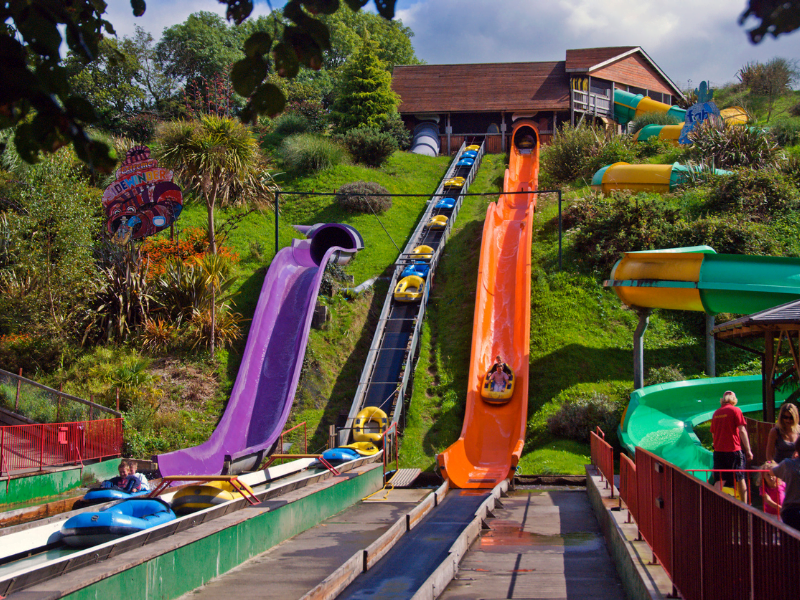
[620,377,791,479]
[613,89,687,125]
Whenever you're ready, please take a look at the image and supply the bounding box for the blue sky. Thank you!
[107,0,800,91]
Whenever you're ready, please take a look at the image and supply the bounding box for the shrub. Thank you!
[280,134,347,173]
[689,119,783,168]
[703,169,800,221]
[547,392,624,443]
[633,137,677,159]
[572,194,682,271]
[583,135,638,176]
[677,216,781,256]
[771,119,800,147]
[285,101,327,133]
[541,124,600,184]
[339,127,398,167]
[336,181,392,214]
[645,365,686,386]
[780,153,800,188]
[120,112,159,143]
[0,333,68,373]
[790,102,800,118]
[380,114,412,151]
[629,111,682,135]
[273,112,311,136]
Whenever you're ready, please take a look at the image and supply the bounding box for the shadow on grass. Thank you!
[304,282,390,450]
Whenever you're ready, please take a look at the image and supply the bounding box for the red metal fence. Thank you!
[618,447,800,600]
[0,419,123,475]
[590,428,614,499]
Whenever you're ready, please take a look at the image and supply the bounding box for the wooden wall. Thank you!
[591,54,674,95]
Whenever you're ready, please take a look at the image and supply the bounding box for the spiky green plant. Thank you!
[155,116,276,254]
[689,119,783,169]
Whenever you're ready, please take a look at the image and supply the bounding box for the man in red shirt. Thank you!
[710,390,753,502]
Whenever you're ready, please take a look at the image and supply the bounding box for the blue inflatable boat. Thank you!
[435,198,456,210]
[401,262,430,279]
[81,487,149,505]
[60,498,176,547]
[321,447,361,464]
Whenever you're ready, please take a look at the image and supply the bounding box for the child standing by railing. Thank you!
[761,461,785,520]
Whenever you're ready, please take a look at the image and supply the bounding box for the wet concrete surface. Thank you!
[438,488,626,600]
[337,490,489,600]
[176,499,415,600]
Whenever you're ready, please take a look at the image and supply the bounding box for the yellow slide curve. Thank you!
[437,121,539,489]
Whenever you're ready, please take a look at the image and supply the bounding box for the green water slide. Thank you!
[614,89,686,125]
[611,247,800,476]
[621,377,790,480]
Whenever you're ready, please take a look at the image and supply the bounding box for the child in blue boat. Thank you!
[103,460,143,493]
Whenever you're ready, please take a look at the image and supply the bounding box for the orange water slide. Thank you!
[437,121,539,489]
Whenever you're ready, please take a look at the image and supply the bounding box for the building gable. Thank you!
[590,53,677,96]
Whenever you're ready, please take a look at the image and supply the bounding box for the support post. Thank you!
[633,308,652,389]
[274,190,280,257]
[329,425,336,450]
[15,368,21,412]
[764,332,776,423]
[705,313,716,377]
[557,190,563,270]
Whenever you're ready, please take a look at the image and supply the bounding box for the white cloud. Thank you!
[105,0,275,39]
[396,0,800,91]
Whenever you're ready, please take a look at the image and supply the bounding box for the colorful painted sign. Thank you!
[679,101,721,145]
[102,146,183,244]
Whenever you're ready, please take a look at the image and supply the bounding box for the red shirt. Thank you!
[711,404,746,452]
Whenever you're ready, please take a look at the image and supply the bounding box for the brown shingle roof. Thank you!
[713,299,800,339]
[565,47,638,71]
[392,62,570,114]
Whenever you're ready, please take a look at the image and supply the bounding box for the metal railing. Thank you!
[571,89,613,117]
[0,419,123,475]
[618,452,638,527]
[620,447,800,599]
[589,427,614,499]
[382,421,399,479]
[0,368,121,424]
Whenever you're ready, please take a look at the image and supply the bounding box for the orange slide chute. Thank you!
[437,121,539,489]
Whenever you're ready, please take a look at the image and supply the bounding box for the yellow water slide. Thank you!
[437,121,539,489]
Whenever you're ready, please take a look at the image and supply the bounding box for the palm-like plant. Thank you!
[155,115,276,254]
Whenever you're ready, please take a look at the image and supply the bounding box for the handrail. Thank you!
[0,368,121,417]
[279,420,307,454]
[381,421,399,479]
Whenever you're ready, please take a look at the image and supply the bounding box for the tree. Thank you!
[129,27,177,114]
[737,58,800,123]
[67,38,146,133]
[0,150,99,336]
[156,12,246,89]
[331,36,399,132]
[155,116,271,255]
[319,6,422,71]
[0,0,398,170]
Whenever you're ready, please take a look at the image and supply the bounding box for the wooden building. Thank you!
[392,46,684,153]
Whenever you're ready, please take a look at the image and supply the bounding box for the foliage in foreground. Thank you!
[280,134,348,173]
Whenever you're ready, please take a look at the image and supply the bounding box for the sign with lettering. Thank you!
[679,101,721,145]
[102,146,183,244]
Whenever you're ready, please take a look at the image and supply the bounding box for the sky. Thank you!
[107,0,800,91]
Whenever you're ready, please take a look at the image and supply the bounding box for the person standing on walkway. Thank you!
[710,390,753,502]
[771,439,800,530]
[766,403,800,463]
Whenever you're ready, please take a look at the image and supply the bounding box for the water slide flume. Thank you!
[156,224,363,477]
[437,121,539,489]
[591,162,731,194]
[605,246,800,473]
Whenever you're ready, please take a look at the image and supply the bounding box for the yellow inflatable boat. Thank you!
[480,364,515,403]
[465,144,480,151]
[410,245,434,260]
[171,480,255,515]
[353,406,388,443]
[444,177,465,188]
[394,275,425,302]
[426,215,448,229]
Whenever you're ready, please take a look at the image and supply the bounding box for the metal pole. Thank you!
[633,308,652,389]
[705,313,716,377]
[274,191,280,257]
[15,368,21,412]
[558,190,563,270]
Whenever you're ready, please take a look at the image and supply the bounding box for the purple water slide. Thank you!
[156,224,364,477]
